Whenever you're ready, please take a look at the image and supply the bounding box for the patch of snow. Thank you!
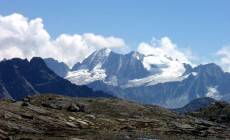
[131,51,141,60]
[66,64,106,85]
[142,53,186,79]
[122,70,195,88]
[103,48,111,56]
[120,49,194,88]
[191,72,197,76]
[65,49,111,85]
[104,76,118,86]
[121,75,156,88]
[206,86,222,100]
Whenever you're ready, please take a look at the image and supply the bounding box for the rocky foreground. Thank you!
[0,94,229,140]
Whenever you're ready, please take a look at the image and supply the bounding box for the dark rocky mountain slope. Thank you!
[0,57,112,100]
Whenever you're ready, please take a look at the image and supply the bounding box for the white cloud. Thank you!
[137,37,192,64]
[0,13,128,67]
[206,86,222,100]
[216,45,230,72]
[82,33,126,48]
[137,37,194,80]
[1,13,196,70]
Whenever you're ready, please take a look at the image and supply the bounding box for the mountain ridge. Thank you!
[0,57,113,100]
[172,97,216,114]
[66,48,187,86]
[44,58,70,77]
[44,49,230,108]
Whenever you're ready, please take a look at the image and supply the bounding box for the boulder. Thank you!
[22,97,30,102]
[67,103,85,112]
[76,120,89,129]
[66,122,77,128]
[84,114,96,120]
[21,102,29,107]
[20,114,34,120]
[42,102,62,110]
[79,105,85,112]
[67,104,80,112]
[120,125,136,132]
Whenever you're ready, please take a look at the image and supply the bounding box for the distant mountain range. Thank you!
[0,57,113,100]
[45,48,230,108]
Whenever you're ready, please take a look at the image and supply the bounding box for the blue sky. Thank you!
[0,0,230,68]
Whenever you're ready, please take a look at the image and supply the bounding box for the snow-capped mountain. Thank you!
[45,49,230,108]
[88,63,230,108]
[66,48,189,87]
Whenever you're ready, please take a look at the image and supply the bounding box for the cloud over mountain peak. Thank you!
[0,13,128,67]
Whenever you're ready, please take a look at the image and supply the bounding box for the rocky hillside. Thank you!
[0,94,229,140]
[189,101,230,126]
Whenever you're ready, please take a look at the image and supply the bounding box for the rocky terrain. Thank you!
[0,94,230,140]
[189,101,230,126]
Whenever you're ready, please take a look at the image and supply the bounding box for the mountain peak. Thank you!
[71,48,112,71]
[129,51,143,60]
[196,63,221,69]
[194,63,224,76]
[44,58,70,77]
[96,48,111,56]
[30,57,45,64]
